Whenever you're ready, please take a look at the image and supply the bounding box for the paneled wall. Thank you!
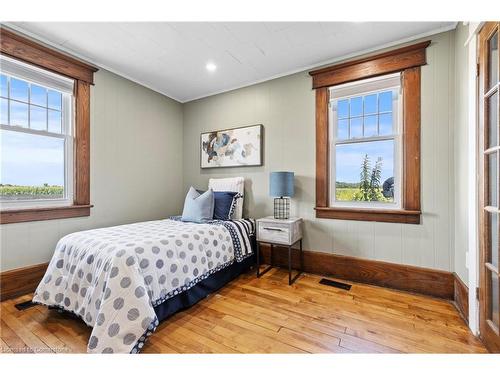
[0,69,184,271]
[182,31,457,272]
[1,29,466,279]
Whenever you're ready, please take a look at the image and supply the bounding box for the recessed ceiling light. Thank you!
[206,62,217,72]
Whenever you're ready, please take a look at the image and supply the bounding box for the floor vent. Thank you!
[15,300,37,311]
[319,278,352,291]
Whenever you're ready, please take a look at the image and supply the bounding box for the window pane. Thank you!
[490,271,499,328]
[0,98,7,125]
[10,78,29,102]
[350,117,362,139]
[379,113,393,136]
[488,32,498,91]
[48,90,62,110]
[10,101,28,127]
[364,115,377,137]
[488,91,498,149]
[30,105,47,131]
[48,110,62,133]
[488,152,498,207]
[338,99,349,119]
[364,94,377,114]
[350,97,362,117]
[0,75,7,98]
[337,119,348,140]
[0,129,64,200]
[335,139,395,203]
[31,84,47,107]
[379,91,392,112]
[489,212,498,269]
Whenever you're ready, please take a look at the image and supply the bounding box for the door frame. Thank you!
[477,21,500,353]
[467,22,482,336]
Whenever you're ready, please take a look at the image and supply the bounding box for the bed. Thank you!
[33,178,255,354]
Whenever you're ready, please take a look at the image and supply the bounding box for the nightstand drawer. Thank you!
[258,222,290,244]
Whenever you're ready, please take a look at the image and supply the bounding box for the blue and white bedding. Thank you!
[33,218,255,354]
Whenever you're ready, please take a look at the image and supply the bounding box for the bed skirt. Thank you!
[154,253,255,323]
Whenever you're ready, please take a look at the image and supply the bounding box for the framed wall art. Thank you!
[200,124,263,169]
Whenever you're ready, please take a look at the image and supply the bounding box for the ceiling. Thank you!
[5,22,456,103]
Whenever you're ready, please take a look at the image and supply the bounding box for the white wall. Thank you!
[182,31,458,272]
[0,69,184,271]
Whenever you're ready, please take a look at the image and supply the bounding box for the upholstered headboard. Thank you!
[208,177,244,219]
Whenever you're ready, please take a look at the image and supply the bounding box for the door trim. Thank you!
[458,21,484,337]
[477,21,500,353]
[467,22,483,336]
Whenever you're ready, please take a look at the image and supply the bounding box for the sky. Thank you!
[0,129,65,186]
[1,74,65,187]
[335,139,394,184]
[334,91,395,184]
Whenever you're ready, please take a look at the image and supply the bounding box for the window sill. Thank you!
[315,207,421,224]
[0,204,93,224]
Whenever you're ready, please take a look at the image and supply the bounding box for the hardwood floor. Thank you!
[0,268,487,354]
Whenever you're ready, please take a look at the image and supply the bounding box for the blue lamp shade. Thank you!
[269,172,294,198]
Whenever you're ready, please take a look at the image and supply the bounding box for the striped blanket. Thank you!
[169,216,255,262]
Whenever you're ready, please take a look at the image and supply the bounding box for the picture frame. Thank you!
[200,124,263,169]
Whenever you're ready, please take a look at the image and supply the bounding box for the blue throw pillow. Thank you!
[181,187,214,223]
[196,190,241,220]
[213,191,240,220]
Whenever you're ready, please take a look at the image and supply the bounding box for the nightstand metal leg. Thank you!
[288,245,292,285]
[270,243,273,267]
[288,239,303,286]
[256,241,260,277]
[300,239,303,274]
[256,242,273,278]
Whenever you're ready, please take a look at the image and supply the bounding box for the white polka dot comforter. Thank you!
[33,218,255,353]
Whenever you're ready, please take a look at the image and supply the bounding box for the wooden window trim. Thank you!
[0,28,96,84]
[0,28,98,224]
[309,41,429,224]
[1,205,93,225]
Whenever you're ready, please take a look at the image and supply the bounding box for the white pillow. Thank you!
[208,177,244,219]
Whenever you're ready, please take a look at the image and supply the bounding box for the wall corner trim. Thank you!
[453,272,470,324]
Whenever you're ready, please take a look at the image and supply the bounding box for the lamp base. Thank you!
[273,197,290,219]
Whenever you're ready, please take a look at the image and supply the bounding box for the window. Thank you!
[0,27,97,224]
[330,74,401,209]
[1,56,74,209]
[310,41,430,224]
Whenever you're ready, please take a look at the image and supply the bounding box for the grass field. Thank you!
[335,188,359,201]
[0,185,63,200]
[335,187,392,202]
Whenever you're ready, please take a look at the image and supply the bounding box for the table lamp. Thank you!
[270,171,294,219]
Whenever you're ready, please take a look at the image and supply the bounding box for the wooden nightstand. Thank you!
[256,216,303,285]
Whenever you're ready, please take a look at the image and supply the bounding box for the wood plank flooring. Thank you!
[0,268,487,353]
